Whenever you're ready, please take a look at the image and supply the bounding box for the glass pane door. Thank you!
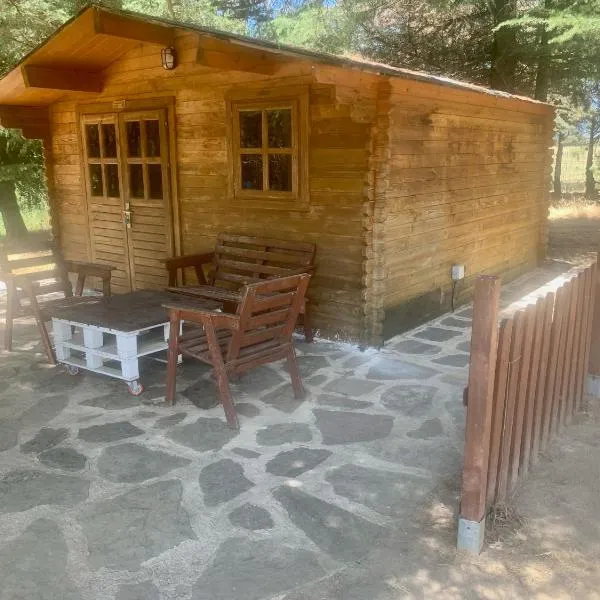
[119,110,171,290]
[81,115,131,292]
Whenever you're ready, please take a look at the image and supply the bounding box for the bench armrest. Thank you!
[163,253,215,270]
[163,252,215,286]
[64,260,115,278]
[63,260,115,296]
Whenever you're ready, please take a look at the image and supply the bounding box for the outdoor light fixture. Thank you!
[161,46,177,70]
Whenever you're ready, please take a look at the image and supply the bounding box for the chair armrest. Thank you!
[163,302,239,330]
[64,260,116,279]
[165,285,242,304]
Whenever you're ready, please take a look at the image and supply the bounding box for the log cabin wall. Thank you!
[381,78,554,338]
[38,19,555,346]
[45,32,379,341]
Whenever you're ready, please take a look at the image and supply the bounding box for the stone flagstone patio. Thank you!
[0,263,570,600]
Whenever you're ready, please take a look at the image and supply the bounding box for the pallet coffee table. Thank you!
[50,290,219,395]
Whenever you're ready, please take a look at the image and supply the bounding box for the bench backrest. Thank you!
[0,239,71,300]
[212,233,316,290]
[227,273,311,362]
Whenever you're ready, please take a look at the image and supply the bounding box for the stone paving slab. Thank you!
[0,265,565,599]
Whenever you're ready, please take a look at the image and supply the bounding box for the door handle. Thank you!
[123,210,132,228]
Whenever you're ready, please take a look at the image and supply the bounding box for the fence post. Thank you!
[457,275,501,554]
[587,258,600,396]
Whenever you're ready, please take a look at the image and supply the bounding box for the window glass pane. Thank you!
[240,111,262,148]
[85,124,100,158]
[268,154,292,191]
[89,164,103,196]
[129,164,144,198]
[240,154,263,190]
[105,164,120,197]
[126,121,141,157]
[267,109,292,148]
[102,124,117,158]
[148,164,163,199]
[146,120,161,157]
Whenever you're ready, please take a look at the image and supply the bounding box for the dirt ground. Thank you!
[400,400,600,599]
[547,199,600,265]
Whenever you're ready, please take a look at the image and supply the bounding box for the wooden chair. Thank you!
[164,273,311,429]
[164,233,316,342]
[0,239,115,364]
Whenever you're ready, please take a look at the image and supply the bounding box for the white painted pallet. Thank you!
[52,317,179,395]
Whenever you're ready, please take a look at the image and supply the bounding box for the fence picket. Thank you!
[520,297,546,478]
[553,281,573,435]
[588,260,600,382]
[508,304,536,492]
[530,292,555,465]
[496,309,524,503]
[486,318,513,505]
[567,273,585,421]
[578,263,600,408]
[460,276,501,525]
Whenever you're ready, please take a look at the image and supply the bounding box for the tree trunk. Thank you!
[553,132,563,200]
[165,0,177,18]
[585,117,597,200]
[490,0,518,92]
[0,180,28,239]
[534,22,551,101]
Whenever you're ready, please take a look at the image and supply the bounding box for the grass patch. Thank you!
[555,145,600,194]
[549,194,600,221]
[0,203,50,237]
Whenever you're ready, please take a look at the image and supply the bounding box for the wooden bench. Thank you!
[164,274,311,428]
[0,239,115,364]
[164,233,316,342]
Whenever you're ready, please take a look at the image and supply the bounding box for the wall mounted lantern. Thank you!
[161,47,177,70]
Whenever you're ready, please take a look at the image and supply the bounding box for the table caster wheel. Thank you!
[127,380,144,396]
[66,365,80,376]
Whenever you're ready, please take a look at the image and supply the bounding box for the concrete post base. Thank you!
[457,515,485,554]
[587,375,600,397]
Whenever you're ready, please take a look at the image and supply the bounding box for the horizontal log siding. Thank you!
[382,79,554,327]
[46,33,375,340]
[48,110,89,263]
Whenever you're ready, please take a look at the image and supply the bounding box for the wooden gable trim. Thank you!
[196,36,282,75]
[21,65,103,93]
[93,8,175,46]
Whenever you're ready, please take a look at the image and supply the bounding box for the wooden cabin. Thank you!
[0,6,555,346]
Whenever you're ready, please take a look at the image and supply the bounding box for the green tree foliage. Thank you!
[0,129,46,237]
[1,0,600,227]
[343,0,495,86]
[124,0,248,32]
[264,1,363,54]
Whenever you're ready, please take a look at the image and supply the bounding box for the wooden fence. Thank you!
[458,261,597,553]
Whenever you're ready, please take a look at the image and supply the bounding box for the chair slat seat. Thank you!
[165,273,311,429]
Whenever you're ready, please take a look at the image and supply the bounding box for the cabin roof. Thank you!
[0,4,552,111]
